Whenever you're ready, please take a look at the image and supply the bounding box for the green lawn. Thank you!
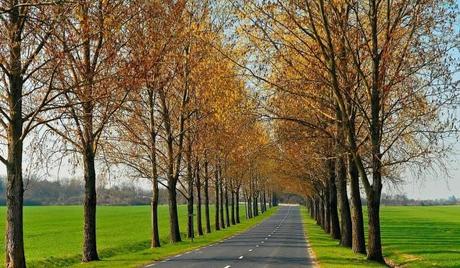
[301,208,384,268]
[0,205,277,268]
[302,206,460,268]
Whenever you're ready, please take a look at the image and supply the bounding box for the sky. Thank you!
[0,1,459,201]
[396,144,460,199]
[398,0,460,199]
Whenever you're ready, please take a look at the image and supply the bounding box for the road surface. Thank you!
[146,205,313,268]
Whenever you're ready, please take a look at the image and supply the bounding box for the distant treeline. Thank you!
[0,178,456,207]
[378,193,458,206]
[278,192,459,207]
[277,193,307,205]
[0,177,189,206]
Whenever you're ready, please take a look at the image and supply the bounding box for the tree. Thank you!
[45,0,132,261]
[0,1,66,267]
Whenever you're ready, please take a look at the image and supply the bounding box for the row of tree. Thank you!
[234,0,458,264]
[0,1,280,267]
[1,0,458,266]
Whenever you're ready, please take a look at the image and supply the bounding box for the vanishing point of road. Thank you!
[146,205,313,268]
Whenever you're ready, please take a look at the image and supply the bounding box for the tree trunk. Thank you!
[367,191,383,262]
[317,197,323,226]
[196,163,203,236]
[261,191,265,213]
[349,157,366,254]
[204,160,211,233]
[148,88,160,248]
[247,195,253,219]
[236,188,241,223]
[328,160,340,239]
[367,0,384,262]
[5,16,26,266]
[186,136,194,239]
[187,194,194,239]
[151,177,160,247]
[337,157,352,247]
[324,186,331,233]
[82,148,99,262]
[219,173,225,229]
[168,179,181,242]
[225,181,230,227]
[253,195,259,217]
[263,190,267,213]
[214,168,220,231]
[309,198,314,218]
[268,191,272,209]
[310,198,314,218]
[245,196,249,219]
[272,192,278,207]
[5,140,25,268]
[314,198,318,222]
[231,190,236,225]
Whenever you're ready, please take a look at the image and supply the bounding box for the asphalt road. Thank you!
[146,205,313,268]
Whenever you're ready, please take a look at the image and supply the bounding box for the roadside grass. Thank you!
[0,205,277,268]
[301,207,384,268]
[302,206,460,268]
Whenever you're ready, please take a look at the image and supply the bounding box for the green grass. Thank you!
[302,206,460,268]
[380,206,460,268]
[301,207,384,268]
[0,205,277,268]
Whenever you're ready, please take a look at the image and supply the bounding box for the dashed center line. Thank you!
[144,207,299,268]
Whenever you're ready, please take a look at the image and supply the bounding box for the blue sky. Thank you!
[396,0,460,199]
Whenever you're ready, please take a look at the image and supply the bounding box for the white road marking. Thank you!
[238,256,244,259]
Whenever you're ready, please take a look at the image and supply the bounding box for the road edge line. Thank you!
[300,206,320,268]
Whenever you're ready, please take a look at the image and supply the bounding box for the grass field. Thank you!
[0,205,276,268]
[302,206,460,268]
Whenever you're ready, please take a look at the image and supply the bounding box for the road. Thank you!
[146,205,313,268]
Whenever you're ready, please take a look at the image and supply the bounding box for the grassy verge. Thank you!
[0,205,276,268]
[75,207,277,268]
[301,207,384,268]
[302,205,460,268]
